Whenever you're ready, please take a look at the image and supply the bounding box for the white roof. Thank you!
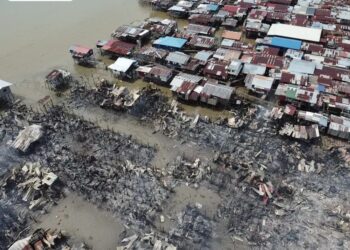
[245,75,274,91]
[0,79,13,90]
[268,23,322,42]
[108,58,136,73]
[288,59,316,74]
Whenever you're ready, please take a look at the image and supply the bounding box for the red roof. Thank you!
[251,54,284,69]
[267,3,289,12]
[102,40,135,56]
[223,5,239,14]
[69,45,93,58]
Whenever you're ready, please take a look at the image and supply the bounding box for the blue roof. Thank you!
[153,36,187,49]
[271,37,302,50]
[317,84,326,92]
[208,4,219,12]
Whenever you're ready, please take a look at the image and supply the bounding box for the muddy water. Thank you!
[0,0,231,119]
[0,0,150,104]
[36,192,125,250]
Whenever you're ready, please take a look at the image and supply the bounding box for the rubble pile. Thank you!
[28,107,168,228]
[70,82,168,118]
[8,228,88,250]
[10,125,43,153]
[166,156,209,184]
[0,105,172,233]
[211,131,350,247]
[0,201,29,249]
[68,86,350,247]
[1,162,61,211]
[116,232,176,250]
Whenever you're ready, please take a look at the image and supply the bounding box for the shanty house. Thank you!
[288,59,316,75]
[111,25,150,44]
[101,40,135,57]
[203,60,229,81]
[275,84,319,107]
[134,47,168,64]
[194,50,214,65]
[227,60,243,76]
[153,36,187,51]
[45,69,72,90]
[189,36,216,49]
[108,58,138,80]
[200,82,234,106]
[213,48,241,62]
[141,18,177,38]
[297,111,329,127]
[152,0,174,11]
[0,79,14,104]
[221,30,242,41]
[69,45,94,65]
[221,18,238,30]
[175,81,198,101]
[168,1,193,18]
[328,115,350,139]
[166,51,191,68]
[245,74,275,96]
[183,24,216,37]
[242,63,267,75]
[145,66,174,85]
[170,73,203,92]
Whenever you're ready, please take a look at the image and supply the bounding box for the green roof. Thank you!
[285,85,297,99]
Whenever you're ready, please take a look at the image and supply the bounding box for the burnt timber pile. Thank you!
[51,81,350,248]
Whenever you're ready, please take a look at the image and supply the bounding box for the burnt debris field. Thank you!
[1,82,350,249]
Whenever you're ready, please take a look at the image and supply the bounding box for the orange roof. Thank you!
[221,30,242,41]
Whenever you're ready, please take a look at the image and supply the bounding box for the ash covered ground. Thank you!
[1,83,350,249]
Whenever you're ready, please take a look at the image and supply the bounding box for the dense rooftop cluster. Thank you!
[68,0,350,139]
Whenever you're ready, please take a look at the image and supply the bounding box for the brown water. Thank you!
[0,0,151,104]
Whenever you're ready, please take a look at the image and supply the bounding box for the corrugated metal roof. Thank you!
[176,72,203,83]
[221,31,242,41]
[288,59,316,74]
[166,52,190,65]
[242,63,266,75]
[245,74,274,92]
[202,83,234,100]
[194,50,213,62]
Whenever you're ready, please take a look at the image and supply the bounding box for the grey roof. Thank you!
[298,111,329,127]
[338,11,350,21]
[221,38,235,47]
[242,63,266,75]
[194,50,213,62]
[166,52,190,65]
[176,72,203,83]
[288,59,316,74]
[202,83,234,100]
[227,60,243,76]
[245,74,274,92]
